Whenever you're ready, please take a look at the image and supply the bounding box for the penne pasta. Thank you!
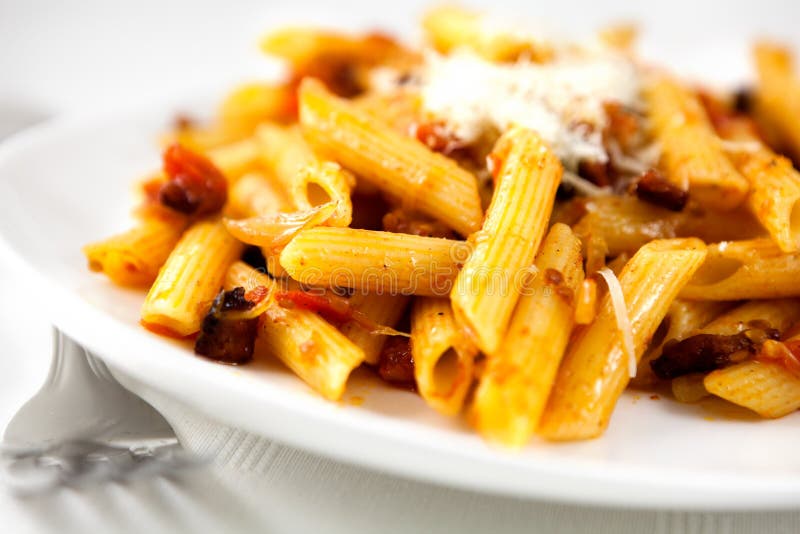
[261,27,407,71]
[353,90,422,135]
[573,196,681,256]
[681,238,800,300]
[451,127,562,354]
[597,23,638,51]
[676,207,765,244]
[671,373,711,404]
[298,79,484,236]
[573,196,763,257]
[261,27,417,98]
[292,161,354,227]
[256,123,316,190]
[471,223,584,446]
[411,297,477,416]
[704,313,800,417]
[85,12,800,445]
[703,349,800,418]
[280,226,464,297]
[226,262,365,400]
[753,43,800,160]
[422,5,552,62]
[644,75,749,210]
[207,137,261,180]
[226,172,290,218]
[141,220,244,337]
[694,299,800,337]
[715,118,800,252]
[671,373,710,403]
[218,82,295,132]
[256,123,354,227]
[632,299,733,388]
[84,214,188,287]
[539,238,707,441]
[225,171,291,278]
[164,122,246,153]
[340,293,410,365]
[705,360,800,418]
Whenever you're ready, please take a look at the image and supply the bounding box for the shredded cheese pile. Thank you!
[419,48,640,169]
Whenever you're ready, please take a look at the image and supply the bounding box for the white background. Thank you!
[2,0,800,531]
[4,0,800,116]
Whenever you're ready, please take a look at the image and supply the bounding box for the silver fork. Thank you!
[1,328,201,496]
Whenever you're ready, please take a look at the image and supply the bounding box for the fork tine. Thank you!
[2,328,200,496]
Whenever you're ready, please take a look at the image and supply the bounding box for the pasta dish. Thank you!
[83,6,800,446]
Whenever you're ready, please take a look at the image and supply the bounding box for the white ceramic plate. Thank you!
[0,101,799,510]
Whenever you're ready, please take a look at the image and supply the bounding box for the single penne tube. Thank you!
[572,196,763,257]
[421,5,551,62]
[164,122,245,153]
[141,219,244,337]
[261,28,405,71]
[292,161,354,227]
[705,359,800,418]
[597,22,638,51]
[676,206,765,243]
[471,223,584,446]
[538,238,707,441]
[671,373,711,403]
[225,262,365,401]
[411,297,477,416]
[225,172,291,278]
[218,82,295,133]
[352,90,422,135]
[632,299,733,388]
[84,214,188,287]
[340,293,410,365]
[207,137,261,180]
[573,196,683,256]
[695,299,800,337]
[280,227,464,297]
[715,118,800,252]
[644,75,749,210]
[753,43,800,160]
[681,238,800,300]
[256,124,354,226]
[298,79,484,236]
[256,123,316,190]
[451,127,561,354]
[226,172,290,218]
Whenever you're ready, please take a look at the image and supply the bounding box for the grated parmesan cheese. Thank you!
[561,170,611,197]
[419,47,640,169]
[597,267,637,378]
